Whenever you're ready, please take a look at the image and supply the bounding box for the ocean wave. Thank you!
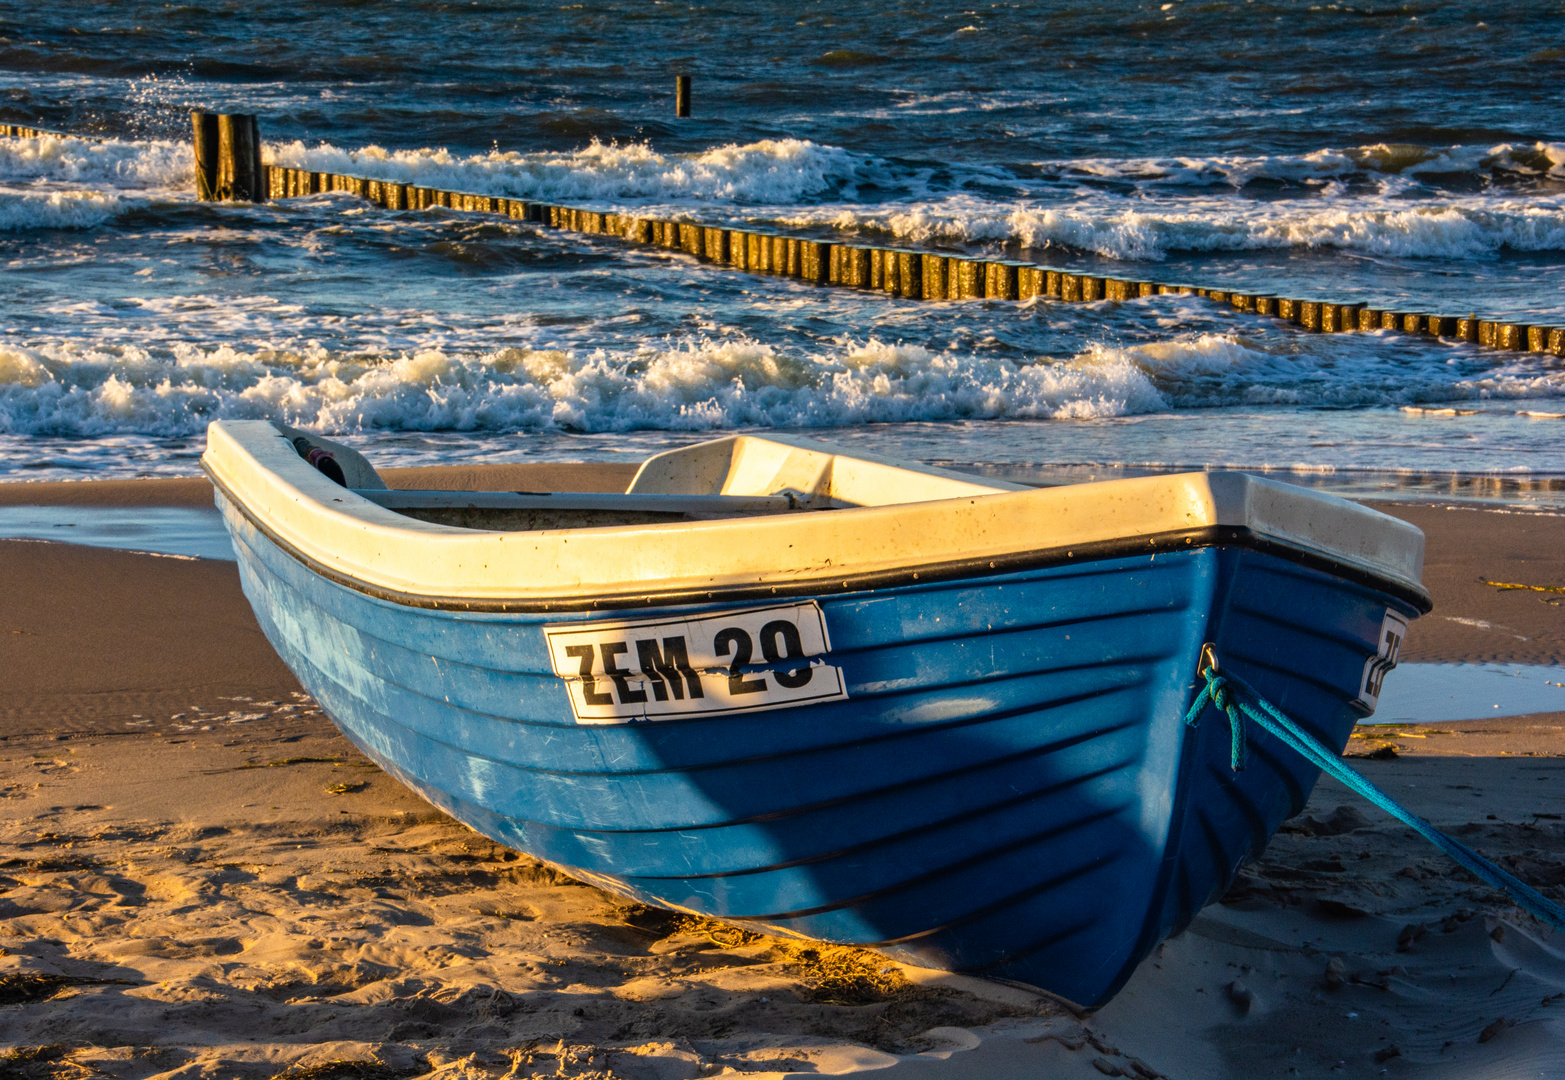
[1,333,1559,440]
[265,137,893,206]
[0,132,190,189]
[793,195,1565,261]
[1037,142,1565,191]
[0,187,136,230]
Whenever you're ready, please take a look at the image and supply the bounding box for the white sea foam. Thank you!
[792,195,1565,261]
[265,137,890,206]
[0,187,135,230]
[1033,142,1565,190]
[0,133,190,188]
[1,333,1559,440]
[7,128,1564,260]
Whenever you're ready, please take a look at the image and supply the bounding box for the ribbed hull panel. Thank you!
[220,497,1415,1008]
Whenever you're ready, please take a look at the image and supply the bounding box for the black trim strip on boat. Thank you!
[204,467,1434,614]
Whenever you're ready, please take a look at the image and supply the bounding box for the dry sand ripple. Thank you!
[1,719,1564,1079]
[0,723,1066,1080]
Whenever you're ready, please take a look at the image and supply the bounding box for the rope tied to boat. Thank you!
[1186,649,1565,930]
[1185,666,1247,771]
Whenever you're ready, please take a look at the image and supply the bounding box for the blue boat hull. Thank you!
[218,492,1418,1008]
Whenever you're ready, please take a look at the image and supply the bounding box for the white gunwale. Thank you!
[201,420,1428,610]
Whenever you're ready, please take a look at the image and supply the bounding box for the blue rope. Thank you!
[1186,655,1565,930]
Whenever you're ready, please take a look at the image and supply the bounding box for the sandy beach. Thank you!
[1,470,1562,1080]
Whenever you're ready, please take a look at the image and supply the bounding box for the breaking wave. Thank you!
[1036,142,1565,191]
[0,187,135,230]
[6,127,1565,261]
[265,137,891,206]
[1,333,1560,440]
[795,196,1565,261]
[0,133,190,189]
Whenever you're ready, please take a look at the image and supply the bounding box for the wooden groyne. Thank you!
[0,123,101,141]
[0,120,1557,355]
[260,162,1564,356]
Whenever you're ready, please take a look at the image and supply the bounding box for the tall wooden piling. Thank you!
[675,75,692,118]
[191,112,220,201]
[204,114,264,202]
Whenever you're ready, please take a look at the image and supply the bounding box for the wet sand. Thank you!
[0,471,1561,1079]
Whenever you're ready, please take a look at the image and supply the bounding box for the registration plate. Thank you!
[544,601,848,723]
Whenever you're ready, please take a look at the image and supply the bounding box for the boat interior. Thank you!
[279,422,1026,533]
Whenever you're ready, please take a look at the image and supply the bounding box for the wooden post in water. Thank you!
[1497,323,1528,351]
[845,246,870,287]
[191,112,220,200]
[800,241,829,284]
[215,114,264,202]
[921,255,948,300]
[675,76,692,118]
[987,262,1019,301]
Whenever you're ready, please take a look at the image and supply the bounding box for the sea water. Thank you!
[0,0,1563,502]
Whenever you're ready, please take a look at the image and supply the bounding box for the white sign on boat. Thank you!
[545,601,848,723]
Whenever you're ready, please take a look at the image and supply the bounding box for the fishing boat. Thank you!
[202,419,1428,1009]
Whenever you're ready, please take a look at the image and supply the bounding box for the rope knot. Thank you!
[1187,662,1247,771]
[1206,672,1231,714]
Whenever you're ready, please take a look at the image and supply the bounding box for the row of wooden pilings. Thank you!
[262,162,1565,355]
[0,123,67,139]
[2,116,1555,355]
